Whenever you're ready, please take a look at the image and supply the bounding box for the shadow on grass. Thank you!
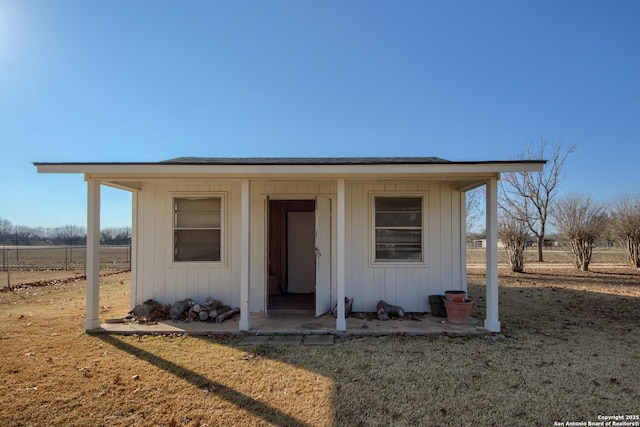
[95,334,311,427]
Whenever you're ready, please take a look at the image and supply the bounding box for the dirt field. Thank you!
[466,247,630,265]
[1,245,131,288]
[1,266,639,426]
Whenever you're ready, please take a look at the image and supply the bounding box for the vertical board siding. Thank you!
[345,181,463,312]
[135,181,239,308]
[135,179,463,315]
[440,183,454,291]
[347,183,364,311]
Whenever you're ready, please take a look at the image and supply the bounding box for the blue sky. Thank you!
[1,0,638,228]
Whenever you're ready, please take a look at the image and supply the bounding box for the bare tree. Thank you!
[53,225,87,246]
[500,140,576,262]
[465,187,484,234]
[610,194,640,268]
[101,227,132,245]
[0,217,13,245]
[552,194,607,271]
[499,214,528,273]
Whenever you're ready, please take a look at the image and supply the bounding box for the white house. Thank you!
[35,157,544,333]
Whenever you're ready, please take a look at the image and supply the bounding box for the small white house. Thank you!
[35,157,544,333]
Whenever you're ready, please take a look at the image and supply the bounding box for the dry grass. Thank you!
[466,247,630,265]
[1,268,639,426]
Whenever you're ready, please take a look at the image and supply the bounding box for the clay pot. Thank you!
[444,290,467,301]
[443,299,473,324]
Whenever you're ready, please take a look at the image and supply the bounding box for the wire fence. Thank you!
[1,245,131,288]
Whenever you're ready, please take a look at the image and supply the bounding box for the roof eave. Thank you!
[34,161,545,177]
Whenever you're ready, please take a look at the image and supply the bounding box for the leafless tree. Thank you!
[465,187,484,234]
[101,226,132,245]
[0,217,13,245]
[552,194,607,271]
[53,225,87,246]
[500,140,576,262]
[610,194,640,268]
[499,214,528,273]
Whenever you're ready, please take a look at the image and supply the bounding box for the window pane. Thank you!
[374,196,422,262]
[375,246,422,261]
[375,197,421,211]
[376,212,421,227]
[175,198,221,213]
[376,229,421,244]
[176,212,221,228]
[174,230,221,261]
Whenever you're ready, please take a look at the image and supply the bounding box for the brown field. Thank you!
[466,247,630,265]
[1,246,131,288]
[1,247,630,290]
[1,262,639,426]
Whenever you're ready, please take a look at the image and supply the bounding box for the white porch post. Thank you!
[85,179,101,330]
[485,177,500,332]
[336,179,346,331]
[130,191,138,309]
[239,179,251,331]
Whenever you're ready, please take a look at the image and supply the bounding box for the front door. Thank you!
[287,211,315,293]
[266,198,332,315]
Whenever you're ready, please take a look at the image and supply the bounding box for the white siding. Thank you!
[134,178,463,315]
[345,181,464,313]
[135,181,240,307]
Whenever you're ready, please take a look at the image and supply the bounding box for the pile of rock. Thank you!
[127,299,170,323]
[376,300,405,320]
[169,297,239,323]
[127,297,239,323]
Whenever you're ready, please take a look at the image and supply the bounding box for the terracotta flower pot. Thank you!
[443,299,473,324]
[444,290,467,300]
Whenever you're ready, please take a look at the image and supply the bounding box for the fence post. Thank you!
[6,249,10,289]
[65,247,68,271]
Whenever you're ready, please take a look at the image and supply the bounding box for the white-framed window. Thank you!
[373,196,423,262]
[172,196,224,263]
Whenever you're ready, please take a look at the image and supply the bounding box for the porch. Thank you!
[34,157,545,335]
[93,312,488,336]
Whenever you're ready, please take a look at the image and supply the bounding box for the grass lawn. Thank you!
[1,267,639,426]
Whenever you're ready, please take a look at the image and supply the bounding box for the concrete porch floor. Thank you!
[95,312,489,336]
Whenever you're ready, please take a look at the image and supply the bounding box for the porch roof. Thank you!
[34,156,545,192]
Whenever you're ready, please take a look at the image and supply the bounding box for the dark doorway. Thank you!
[267,200,316,312]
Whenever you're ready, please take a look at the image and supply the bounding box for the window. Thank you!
[173,197,222,262]
[374,197,423,262]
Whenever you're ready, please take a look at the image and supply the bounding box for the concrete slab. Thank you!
[236,335,271,346]
[303,335,334,346]
[95,312,489,337]
[270,335,302,345]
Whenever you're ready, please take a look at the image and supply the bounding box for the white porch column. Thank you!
[485,177,500,332]
[130,191,138,309]
[239,179,251,331]
[336,179,346,331]
[85,179,101,331]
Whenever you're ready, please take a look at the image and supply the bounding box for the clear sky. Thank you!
[1,0,638,229]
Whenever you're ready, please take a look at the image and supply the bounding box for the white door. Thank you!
[315,196,332,316]
[287,211,316,293]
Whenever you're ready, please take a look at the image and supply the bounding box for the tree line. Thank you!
[0,218,131,246]
[471,139,640,272]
